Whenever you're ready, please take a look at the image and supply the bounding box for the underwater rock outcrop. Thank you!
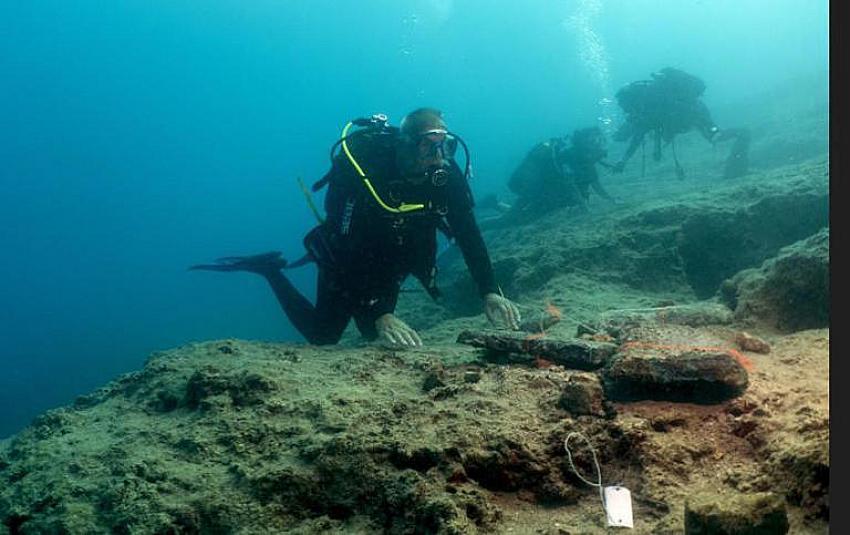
[684,492,790,535]
[719,227,829,332]
[0,156,829,534]
[425,159,828,328]
[1,321,827,534]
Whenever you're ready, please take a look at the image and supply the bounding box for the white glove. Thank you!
[484,293,522,330]
[375,313,423,348]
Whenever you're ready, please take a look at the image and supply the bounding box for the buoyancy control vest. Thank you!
[298,116,474,298]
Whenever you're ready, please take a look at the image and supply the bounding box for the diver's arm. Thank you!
[615,127,647,171]
[697,122,720,143]
[587,166,614,202]
[444,163,499,297]
[715,127,749,143]
[446,167,520,329]
[448,207,520,329]
[446,207,499,298]
[693,101,720,143]
[351,270,405,339]
[562,171,588,211]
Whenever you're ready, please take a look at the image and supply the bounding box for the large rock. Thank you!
[677,189,828,299]
[558,372,608,417]
[720,228,829,332]
[602,349,749,403]
[456,330,617,370]
[767,442,829,521]
[585,302,734,339]
[685,492,789,534]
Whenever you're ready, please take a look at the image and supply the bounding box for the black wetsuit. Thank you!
[508,139,610,216]
[616,98,719,164]
[508,138,572,214]
[614,71,719,172]
[267,131,498,344]
[559,145,612,205]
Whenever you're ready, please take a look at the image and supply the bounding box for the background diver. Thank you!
[611,67,750,179]
[501,126,618,224]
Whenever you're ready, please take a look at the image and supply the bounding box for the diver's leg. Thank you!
[191,251,350,344]
[264,268,351,345]
[671,137,686,180]
[653,130,662,161]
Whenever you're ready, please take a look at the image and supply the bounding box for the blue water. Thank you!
[0,1,828,438]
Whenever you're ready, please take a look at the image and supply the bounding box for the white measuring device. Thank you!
[564,432,634,529]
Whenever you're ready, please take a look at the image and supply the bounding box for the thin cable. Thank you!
[564,431,607,522]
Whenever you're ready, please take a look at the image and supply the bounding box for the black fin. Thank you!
[189,251,287,274]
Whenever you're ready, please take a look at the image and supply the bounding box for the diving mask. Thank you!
[415,128,460,161]
[419,128,448,143]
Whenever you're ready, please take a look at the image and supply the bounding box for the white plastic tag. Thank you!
[604,486,634,528]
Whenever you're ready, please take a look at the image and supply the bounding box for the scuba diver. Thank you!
[716,127,751,179]
[191,108,521,348]
[504,126,617,223]
[611,67,729,179]
[559,126,619,211]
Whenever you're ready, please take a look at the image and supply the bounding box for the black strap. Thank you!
[312,169,333,192]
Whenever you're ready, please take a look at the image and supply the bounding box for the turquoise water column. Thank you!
[564,0,620,136]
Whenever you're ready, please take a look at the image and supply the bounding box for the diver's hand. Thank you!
[375,313,423,348]
[708,126,721,143]
[714,128,734,143]
[484,293,522,330]
[611,161,626,174]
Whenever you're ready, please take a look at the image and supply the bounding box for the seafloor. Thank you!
[1,77,828,534]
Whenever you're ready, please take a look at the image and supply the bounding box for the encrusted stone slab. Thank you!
[583,303,734,338]
[456,330,617,371]
[602,350,748,403]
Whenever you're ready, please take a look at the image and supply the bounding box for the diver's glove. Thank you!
[708,125,721,144]
[484,293,522,330]
[375,313,423,348]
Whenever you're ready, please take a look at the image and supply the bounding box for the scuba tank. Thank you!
[312,113,473,214]
[293,114,474,284]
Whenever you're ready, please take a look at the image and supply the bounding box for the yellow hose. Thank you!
[341,122,425,214]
